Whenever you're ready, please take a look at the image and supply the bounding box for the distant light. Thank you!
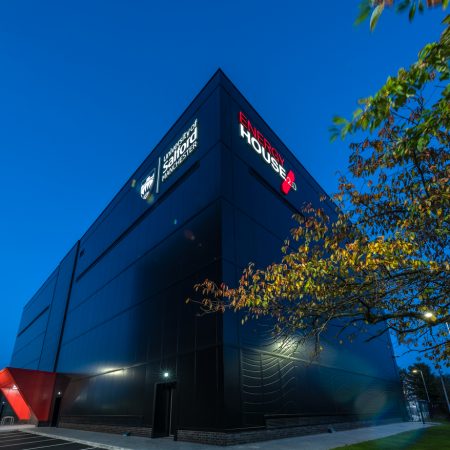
[163,372,169,378]
[184,229,195,241]
[11,385,18,390]
[424,312,435,319]
[57,392,62,396]
[412,369,418,373]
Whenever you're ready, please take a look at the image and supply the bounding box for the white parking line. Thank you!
[18,442,78,450]
[0,438,56,447]
[0,435,48,443]
[0,435,100,450]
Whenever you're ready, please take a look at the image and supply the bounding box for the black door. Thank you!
[152,383,175,437]
[51,397,62,426]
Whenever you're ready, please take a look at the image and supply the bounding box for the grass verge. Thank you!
[332,423,450,449]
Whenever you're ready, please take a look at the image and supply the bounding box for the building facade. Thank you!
[8,70,405,444]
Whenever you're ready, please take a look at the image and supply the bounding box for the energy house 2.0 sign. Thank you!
[238,112,297,195]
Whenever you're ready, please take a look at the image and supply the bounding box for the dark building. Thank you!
[6,70,405,444]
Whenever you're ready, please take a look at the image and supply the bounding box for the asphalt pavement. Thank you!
[0,430,99,450]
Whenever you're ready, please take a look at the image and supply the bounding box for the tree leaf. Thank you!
[397,0,412,12]
[329,126,340,142]
[332,116,349,126]
[355,0,372,25]
[370,4,385,31]
[409,2,417,21]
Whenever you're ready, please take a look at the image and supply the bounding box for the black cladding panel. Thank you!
[52,78,225,430]
[218,73,404,429]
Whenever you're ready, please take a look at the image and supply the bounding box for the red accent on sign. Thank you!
[281,170,295,195]
[238,111,285,166]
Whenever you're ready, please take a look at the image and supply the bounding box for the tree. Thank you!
[356,1,449,31]
[400,362,450,417]
[401,363,442,403]
[192,12,450,367]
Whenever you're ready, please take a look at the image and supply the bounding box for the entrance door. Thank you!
[152,382,175,437]
[51,397,62,427]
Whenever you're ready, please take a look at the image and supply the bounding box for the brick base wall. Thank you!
[55,417,402,445]
[57,422,152,438]
[176,418,403,446]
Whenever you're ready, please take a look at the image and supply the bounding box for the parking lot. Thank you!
[0,431,99,450]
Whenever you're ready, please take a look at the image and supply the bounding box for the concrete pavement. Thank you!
[23,422,435,450]
[0,424,36,433]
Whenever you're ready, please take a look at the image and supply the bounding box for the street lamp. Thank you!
[437,368,450,415]
[420,312,450,414]
[440,320,450,414]
[412,368,431,423]
[412,369,431,403]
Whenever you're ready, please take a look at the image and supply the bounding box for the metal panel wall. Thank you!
[54,84,225,431]
[39,243,79,372]
[218,75,404,429]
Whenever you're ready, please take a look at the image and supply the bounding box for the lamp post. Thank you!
[437,369,450,415]
[420,312,450,415]
[422,312,450,413]
[412,369,431,403]
[443,321,450,414]
[412,368,431,423]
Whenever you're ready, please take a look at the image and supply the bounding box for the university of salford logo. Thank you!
[140,168,156,200]
[162,119,198,182]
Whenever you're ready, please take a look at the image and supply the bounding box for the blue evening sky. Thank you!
[0,1,446,371]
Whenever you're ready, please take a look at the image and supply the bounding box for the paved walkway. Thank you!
[23,422,435,450]
[0,424,35,433]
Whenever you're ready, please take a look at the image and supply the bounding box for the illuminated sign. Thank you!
[162,119,198,182]
[140,168,156,200]
[238,112,297,194]
[137,119,199,202]
[281,170,296,195]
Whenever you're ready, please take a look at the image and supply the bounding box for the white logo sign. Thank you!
[162,119,198,182]
[140,168,156,200]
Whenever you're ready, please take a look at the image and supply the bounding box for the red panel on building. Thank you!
[0,368,56,422]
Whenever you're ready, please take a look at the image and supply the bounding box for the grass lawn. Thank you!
[332,423,450,450]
